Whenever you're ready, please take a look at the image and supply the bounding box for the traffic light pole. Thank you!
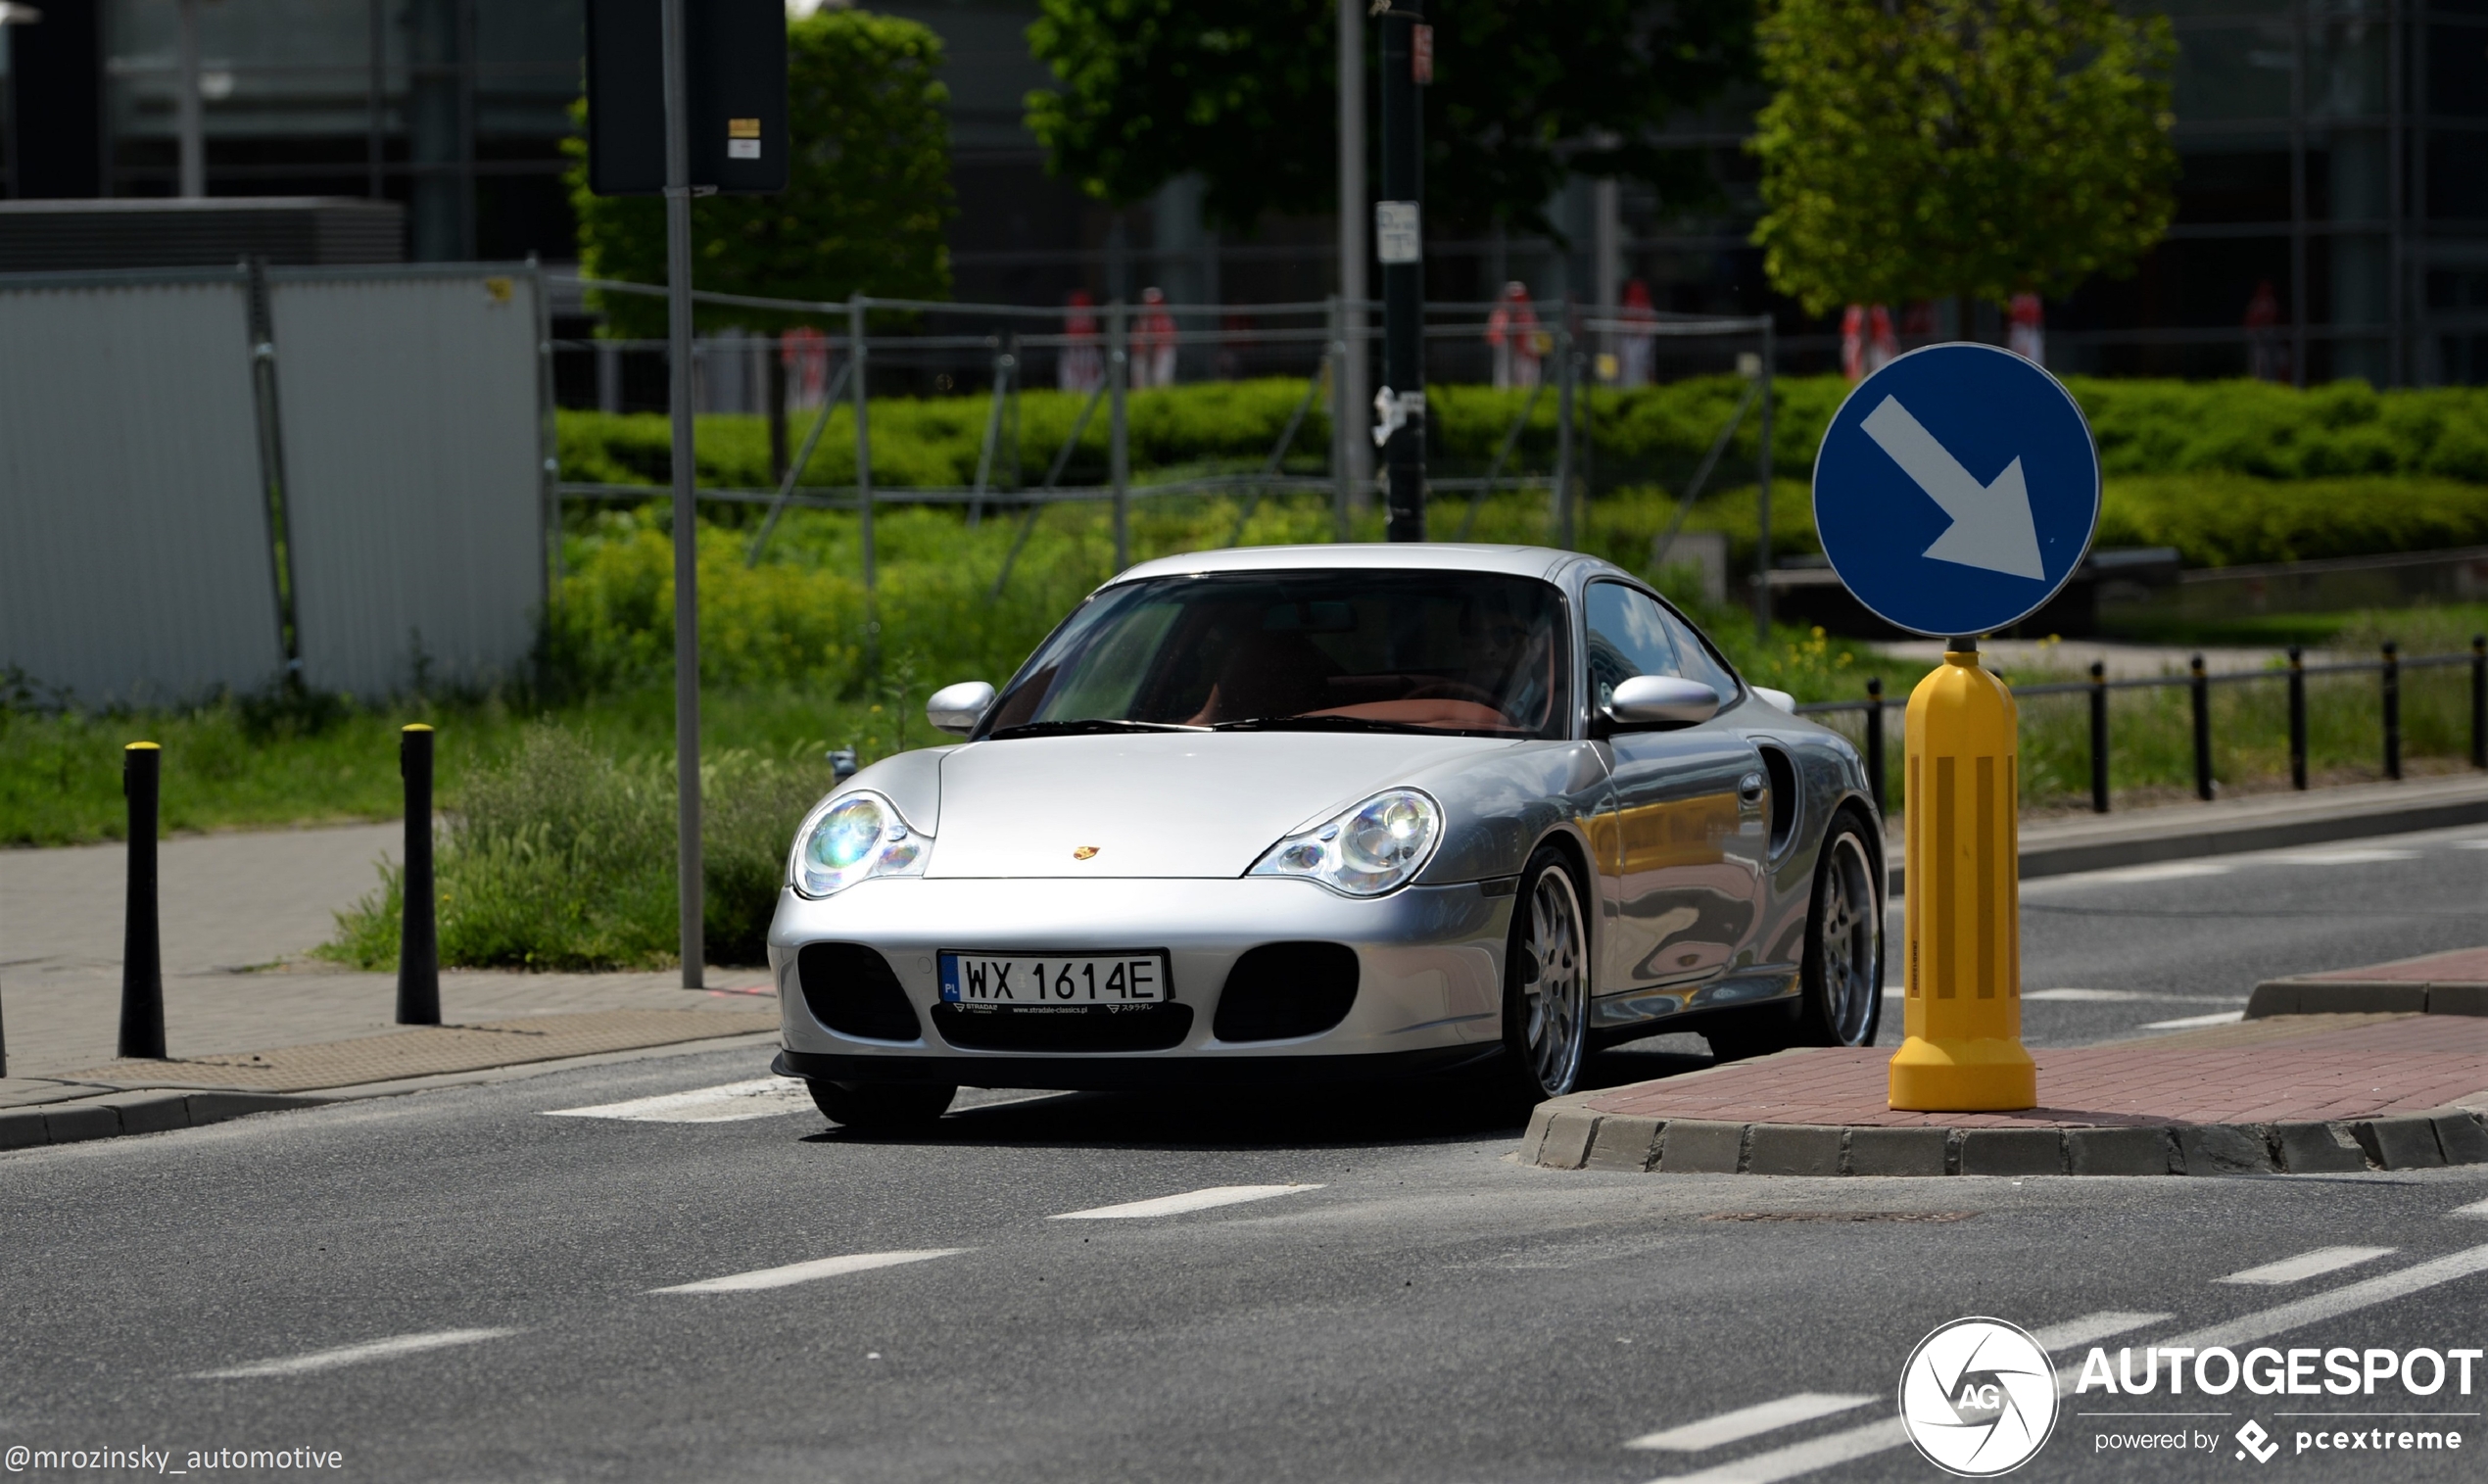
[1376,5,1426,542]
[660,0,703,987]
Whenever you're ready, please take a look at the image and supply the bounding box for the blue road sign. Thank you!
[1812,343,2101,638]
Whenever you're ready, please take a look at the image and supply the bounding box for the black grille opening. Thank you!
[797,942,922,1042]
[1213,942,1361,1042]
[931,1002,1194,1052]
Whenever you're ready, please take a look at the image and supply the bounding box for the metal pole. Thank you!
[1377,5,1426,542]
[852,294,878,670]
[1110,298,1130,569]
[2088,660,2110,813]
[366,0,386,200]
[1754,320,1775,639]
[1554,319,1575,549]
[2471,634,2486,770]
[176,0,206,197]
[397,725,440,1026]
[2287,645,2309,790]
[2190,654,2214,801]
[120,743,166,1060]
[660,0,703,988]
[2381,640,2402,781]
[1864,677,1886,817]
[1336,0,1372,510]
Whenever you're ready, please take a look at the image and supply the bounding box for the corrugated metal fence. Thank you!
[0,263,549,705]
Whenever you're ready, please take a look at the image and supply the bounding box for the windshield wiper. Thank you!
[985,719,1209,741]
[1211,715,1443,735]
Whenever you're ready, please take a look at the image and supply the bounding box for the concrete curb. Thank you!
[1885,778,2488,893]
[1521,1104,2488,1177]
[0,1030,784,1153]
[2248,979,2487,1018]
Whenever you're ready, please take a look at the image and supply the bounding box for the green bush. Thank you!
[322,724,831,971]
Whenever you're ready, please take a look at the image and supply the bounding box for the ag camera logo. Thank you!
[1899,1317,2060,1476]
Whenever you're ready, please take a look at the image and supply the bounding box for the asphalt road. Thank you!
[3,827,2484,1484]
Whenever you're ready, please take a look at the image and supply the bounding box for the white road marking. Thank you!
[2141,1010,2246,1030]
[2029,1311,2173,1351]
[2452,1197,2488,1220]
[545,1077,814,1123]
[2266,847,2419,866]
[2217,1246,2397,1285]
[1625,1394,1873,1452]
[1049,1184,1322,1221]
[1643,1244,2488,1483]
[2055,861,2236,886]
[2452,838,2488,850]
[652,1249,967,1294]
[2024,987,2144,1002]
[194,1328,517,1379]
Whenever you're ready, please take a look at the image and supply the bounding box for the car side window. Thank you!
[1582,582,1684,712]
[1655,605,1742,700]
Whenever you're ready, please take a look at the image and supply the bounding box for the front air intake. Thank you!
[796,942,922,1042]
[1213,942,1361,1042]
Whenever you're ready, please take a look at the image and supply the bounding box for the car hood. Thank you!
[924,731,1516,879]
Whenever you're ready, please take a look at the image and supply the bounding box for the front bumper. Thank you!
[767,876,1512,1081]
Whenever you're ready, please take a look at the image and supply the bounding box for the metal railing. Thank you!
[1795,638,2488,814]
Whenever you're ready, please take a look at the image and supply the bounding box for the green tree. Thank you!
[568,9,955,472]
[1024,0,1752,238]
[1748,0,2177,317]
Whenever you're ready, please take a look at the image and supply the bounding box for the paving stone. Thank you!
[2066,1125,2175,1176]
[2354,1116,2446,1170]
[2274,1121,2372,1173]
[2177,1123,2276,1175]
[1657,1120,1746,1173]
[1535,1109,1598,1170]
[1745,1124,1842,1176]
[93,1093,191,1135]
[1958,1128,2065,1176]
[1846,1126,1949,1176]
[1582,1115,1664,1173]
[2431,1112,2488,1166]
[40,1104,120,1143]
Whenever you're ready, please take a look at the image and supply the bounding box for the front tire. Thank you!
[807,1080,956,1130]
[1500,846,1591,1102]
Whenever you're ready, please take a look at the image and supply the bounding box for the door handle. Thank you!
[1739,771,1766,803]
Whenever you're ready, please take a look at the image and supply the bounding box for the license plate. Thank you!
[938,951,1170,1008]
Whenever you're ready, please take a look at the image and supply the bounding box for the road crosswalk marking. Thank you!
[545,1077,814,1123]
[2027,1311,2173,1350]
[193,1328,517,1379]
[652,1249,968,1294]
[2217,1246,2395,1285]
[1049,1184,1322,1221]
[1625,1394,1872,1452]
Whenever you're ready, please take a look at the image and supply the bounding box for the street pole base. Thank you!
[1888,1034,2036,1112]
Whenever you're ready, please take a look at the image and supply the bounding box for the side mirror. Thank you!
[1603,674,1721,730]
[926,680,995,737]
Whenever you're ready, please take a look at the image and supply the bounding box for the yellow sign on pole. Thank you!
[1889,643,2036,1111]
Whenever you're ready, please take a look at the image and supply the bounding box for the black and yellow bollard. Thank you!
[120,742,167,1060]
[1889,642,2034,1112]
[397,724,440,1026]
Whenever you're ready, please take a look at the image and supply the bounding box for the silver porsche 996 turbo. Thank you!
[768,544,1885,1128]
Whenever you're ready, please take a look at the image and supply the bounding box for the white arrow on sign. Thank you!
[1859,396,2046,581]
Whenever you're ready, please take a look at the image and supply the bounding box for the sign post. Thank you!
[1374,3,1427,542]
[1811,343,2101,1112]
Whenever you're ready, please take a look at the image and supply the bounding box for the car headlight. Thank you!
[1249,788,1442,896]
[789,790,930,898]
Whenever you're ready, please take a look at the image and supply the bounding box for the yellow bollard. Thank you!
[1889,644,2036,1111]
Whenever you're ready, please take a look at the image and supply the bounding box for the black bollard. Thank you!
[2286,646,2308,790]
[2381,642,2401,783]
[1863,677,1886,817]
[2189,655,2214,802]
[120,742,166,1059]
[2472,635,2486,771]
[397,724,440,1026]
[2087,661,2110,814]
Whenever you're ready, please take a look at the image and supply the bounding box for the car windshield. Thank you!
[981,570,1568,740]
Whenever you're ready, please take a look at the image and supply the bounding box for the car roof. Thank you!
[1109,543,1629,588]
